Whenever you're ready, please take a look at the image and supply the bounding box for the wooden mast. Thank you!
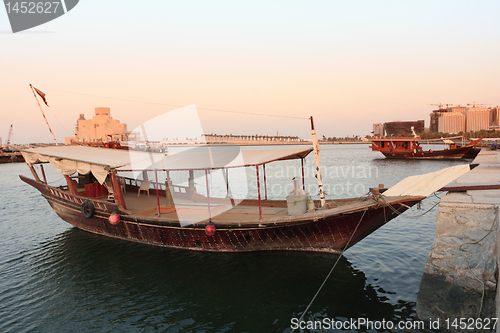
[310,116,325,207]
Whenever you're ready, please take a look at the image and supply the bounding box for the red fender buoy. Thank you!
[205,222,216,236]
[109,213,120,225]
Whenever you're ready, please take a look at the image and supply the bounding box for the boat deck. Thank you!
[71,185,379,224]
[122,190,291,223]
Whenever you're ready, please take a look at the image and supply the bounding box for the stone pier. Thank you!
[417,150,500,331]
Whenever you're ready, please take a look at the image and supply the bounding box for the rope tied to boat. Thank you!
[378,192,443,219]
[290,203,371,333]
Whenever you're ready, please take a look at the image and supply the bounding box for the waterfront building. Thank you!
[489,106,499,130]
[437,112,465,134]
[383,120,424,136]
[429,105,495,133]
[448,106,467,114]
[430,110,447,133]
[465,107,490,132]
[372,123,384,136]
[65,107,129,144]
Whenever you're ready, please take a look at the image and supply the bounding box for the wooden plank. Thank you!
[379,182,500,193]
[383,164,473,197]
[439,183,500,192]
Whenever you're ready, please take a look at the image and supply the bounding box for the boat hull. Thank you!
[372,145,477,160]
[21,175,421,254]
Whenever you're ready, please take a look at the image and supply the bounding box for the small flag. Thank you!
[32,86,49,107]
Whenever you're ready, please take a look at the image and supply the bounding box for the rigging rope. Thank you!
[38,87,309,120]
[291,204,370,333]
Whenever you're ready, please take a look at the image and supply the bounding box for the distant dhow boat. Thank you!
[370,136,482,160]
[19,120,476,253]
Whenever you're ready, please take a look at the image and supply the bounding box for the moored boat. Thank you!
[370,136,483,160]
[19,137,475,254]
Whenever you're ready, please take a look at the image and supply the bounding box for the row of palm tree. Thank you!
[202,134,302,142]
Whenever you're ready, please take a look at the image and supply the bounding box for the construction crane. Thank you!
[466,102,490,108]
[6,124,13,144]
[428,103,455,110]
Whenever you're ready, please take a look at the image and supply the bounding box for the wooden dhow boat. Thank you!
[370,129,483,160]
[20,120,475,254]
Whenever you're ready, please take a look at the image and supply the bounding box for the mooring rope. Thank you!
[290,204,370,333]
[377,192,442,219]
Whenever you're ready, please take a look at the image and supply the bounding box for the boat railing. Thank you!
[119,176,191,197]
[28,176,121,213]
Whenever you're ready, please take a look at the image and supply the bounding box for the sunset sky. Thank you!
[1,0,499,144]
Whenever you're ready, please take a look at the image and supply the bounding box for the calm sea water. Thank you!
[0,144,465,332]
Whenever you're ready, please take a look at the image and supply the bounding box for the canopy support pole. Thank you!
[226,168,229,197]
[188,170,195,198]
[222,168,235,207]
[263,164,268,200]
[110,171,127,209]
[301,158,305,190]
[29,164,40,182]
[256,165,262,219]
[155,169,160,217]
[205,169,212,222]
[165,170,174,206]
[40,164,47,184]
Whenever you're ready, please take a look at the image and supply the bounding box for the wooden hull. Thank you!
[20,175,422,254]
[372,145,478,160]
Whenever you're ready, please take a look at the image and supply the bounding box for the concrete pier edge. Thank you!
[416,149,500,331]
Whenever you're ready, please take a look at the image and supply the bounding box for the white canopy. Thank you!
[118,146,312,171]
[21,145,162,184]
[21,145,313,183]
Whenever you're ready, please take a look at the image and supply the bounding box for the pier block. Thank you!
[417,150,500,331]
[417,201,498,326]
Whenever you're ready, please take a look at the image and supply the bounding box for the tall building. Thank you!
[465,107,490,132]
[383,120,424,136]
[429,105,494,133]
[489,106,499,130]
[437,112,465,134]
[430,110,447,132]
[448,106,467,114]
[372,123,384,136]
[65,107,129,144]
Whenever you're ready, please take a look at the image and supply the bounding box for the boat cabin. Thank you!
[370,137,422,154]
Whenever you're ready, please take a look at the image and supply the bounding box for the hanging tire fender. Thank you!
[81,199,95,219]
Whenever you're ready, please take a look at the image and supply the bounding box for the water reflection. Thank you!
[13,228,418,332]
